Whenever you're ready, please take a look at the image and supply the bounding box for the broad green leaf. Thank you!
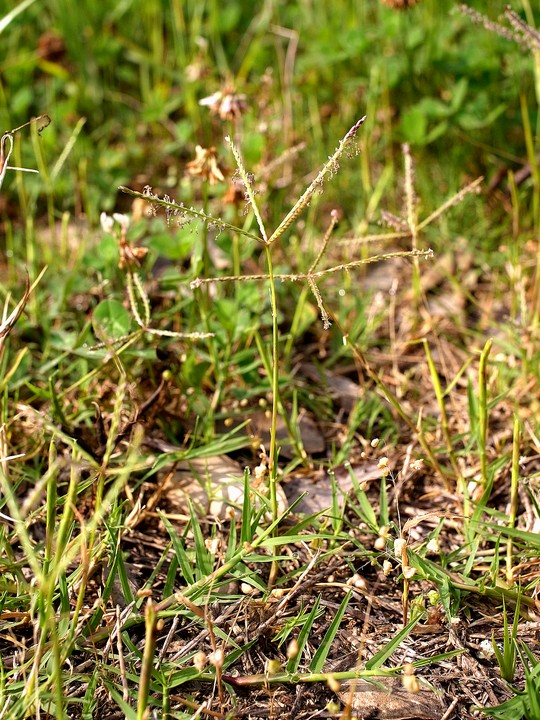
[93,299,131,340]
[400,106,428,145]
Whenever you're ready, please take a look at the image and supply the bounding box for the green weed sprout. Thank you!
[492,599,520,683]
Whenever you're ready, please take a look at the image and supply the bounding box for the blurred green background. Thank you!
[1,0,537,229]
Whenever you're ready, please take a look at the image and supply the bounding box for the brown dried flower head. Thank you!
[186,145,225,185]
[199,86,247,121]
[100,212,148,270]
[380,0,419,8]
[222,177,246,207]
[118,244,148,270]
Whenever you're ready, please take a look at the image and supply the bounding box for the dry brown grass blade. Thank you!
[0,276,31,343]
[1,265,47,333]
[400,511,466,537]
[0,268,47,374]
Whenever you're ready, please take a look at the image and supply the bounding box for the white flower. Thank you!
[112,213,130,230]
[100,212,114,233]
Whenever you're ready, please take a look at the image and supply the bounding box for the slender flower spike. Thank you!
[266,116,367,246]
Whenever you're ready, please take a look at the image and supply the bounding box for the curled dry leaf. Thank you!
[401,511,465,537]
[0,276,31,350]
[283,462,381,516]
[162,455,287,520]
[249,409,325,458]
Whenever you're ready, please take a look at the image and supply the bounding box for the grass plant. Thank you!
[1,1,540,719]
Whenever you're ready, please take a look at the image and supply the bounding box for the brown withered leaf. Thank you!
[161,455,287,520]
[283,462,381,515]
[338,677,443,720]
[249,409,325,458]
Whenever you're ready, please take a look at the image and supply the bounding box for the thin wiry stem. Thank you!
[126,272,150,327]
[340,231,412,245]
[504,8,540,51]
[418,176,483,230]
[402,144,421,309]
[339,176,483,246]
[305,211,341,328]
[309,210,340,273]
[190,248,433,287]
[192,248,432,328]
[227,136,267,242]
[227,122,281,585]
[307,277,330,329]
[265,243,280,586]
[144,328,214,339]
[118,186,263,244]
[457,5,516,43]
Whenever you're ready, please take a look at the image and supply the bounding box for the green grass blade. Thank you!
[163,553,178,598]
[309,590,352,673]
[188,500,213,578]
[0,0,38,34]
[379,475,388,528]
[365,615,422,670]
[81,669,99,720]
[240,467,254,545]
[159,512,194,585]
[287,596,322,674]
[103,680,138,720]
[347,464,378,531]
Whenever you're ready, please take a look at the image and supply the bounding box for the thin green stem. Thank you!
[423,340,462,485]
[201,179,211,282]
[507,416,520,585]
[137,600,158,720]
[478,339,492,486]
[118,186,263,245]
[265,244,280,585]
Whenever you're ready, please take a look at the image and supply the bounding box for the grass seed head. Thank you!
[209,649,224,670]
[327,675,341,692]
[194,651,207,672]
[402,663,420,693]
[287,638,299,660]
[266,659,282,675]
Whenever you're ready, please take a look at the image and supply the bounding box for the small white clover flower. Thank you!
[100,212,114,233]
[112,213,130,230]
